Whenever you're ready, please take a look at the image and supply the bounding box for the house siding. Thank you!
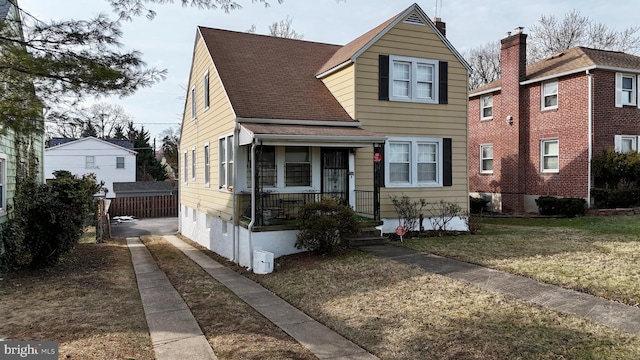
[180,32,236,226]
[321,63,355,118]
[354,19,469,221]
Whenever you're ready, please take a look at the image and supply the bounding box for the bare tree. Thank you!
[466,9,640,89]
[465,41,501,90]
[47,103,132,139]
[247,16,303,39]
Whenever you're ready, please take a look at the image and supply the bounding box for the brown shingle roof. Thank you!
[316,13,400,75]
[470,47,640,97]
[199,27,353,122]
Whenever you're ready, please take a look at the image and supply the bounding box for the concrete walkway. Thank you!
[162,235,378,360]
[127,237,218,360]
[359,245,640,335]
[128,235,377,360]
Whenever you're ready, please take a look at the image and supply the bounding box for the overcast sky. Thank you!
[17,0,640,143]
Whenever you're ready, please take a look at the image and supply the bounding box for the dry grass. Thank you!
[0,236,152,360]
[140,235,316,360]
[251,251,640,359]
[402,221,640,307]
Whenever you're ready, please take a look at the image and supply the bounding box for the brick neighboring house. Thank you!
[468,28,640,213]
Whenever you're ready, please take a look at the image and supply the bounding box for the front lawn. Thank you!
[401,215,640,307]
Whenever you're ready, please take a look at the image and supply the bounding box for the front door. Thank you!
[321,148,349,203]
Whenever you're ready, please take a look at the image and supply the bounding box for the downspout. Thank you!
[246,141,257,271]
[232,125,240,262]
[586,70,593,208]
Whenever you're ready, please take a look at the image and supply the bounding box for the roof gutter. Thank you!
[253,134,387,144]
[316,60,353,79]
[237,117,362,127]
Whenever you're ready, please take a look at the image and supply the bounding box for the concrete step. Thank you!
[343,235,389,247]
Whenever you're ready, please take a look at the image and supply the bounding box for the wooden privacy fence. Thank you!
[108,194,178,218]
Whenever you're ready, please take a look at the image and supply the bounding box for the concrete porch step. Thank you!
[343,235,389,247]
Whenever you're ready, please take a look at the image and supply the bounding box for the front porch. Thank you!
[237,189,378,228]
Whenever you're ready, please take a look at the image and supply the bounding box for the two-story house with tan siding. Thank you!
[179,3,470,269]
[469,28,640,213]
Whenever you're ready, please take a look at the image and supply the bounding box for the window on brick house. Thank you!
[541,139,559,173]
[480,94,493,120]
[541,80,558,110]
[480,144,493,174]
[615,73,640,108]
[614,135,640,153]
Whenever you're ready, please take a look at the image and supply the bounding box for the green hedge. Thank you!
[591,188,640,209]
[535,196,587,217]
[469,196,489,214]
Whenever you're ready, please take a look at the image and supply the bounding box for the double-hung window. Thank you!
[85,156,95,169]
[285,147,311,186]
[183,152,188,184]
[615,73,640,107]
[116,156,125,169]
[203,143,210,186]
[389,55,438,103]
[190,86,196,119]
[480,144,493,174]
[191,148,196,181]
[541,139,559,173]
[542,80,558,110]
[481,94,493,120]
[219,135,234,190]
[386,137,443,187]
[203,72,210,110]
[614,135,640,153]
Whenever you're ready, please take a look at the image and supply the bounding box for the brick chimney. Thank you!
[499,27,527,213]
[433,17,446,37]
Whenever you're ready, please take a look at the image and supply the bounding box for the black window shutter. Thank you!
[379,55,389,101]
[443,138,452,186]
[439,61,448,104]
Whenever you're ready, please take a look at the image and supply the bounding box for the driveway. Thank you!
[110,217,178,238]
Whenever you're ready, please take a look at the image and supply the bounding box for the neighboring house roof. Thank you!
[470,46,640,97]
[317,3,471,76]
[47,137,137,153]
[113,181,174,194]
[199,27,352,122]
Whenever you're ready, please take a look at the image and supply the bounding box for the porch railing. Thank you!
[238,190,376,225]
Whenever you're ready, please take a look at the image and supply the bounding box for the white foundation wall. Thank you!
[180,205,303,268]
[378,216,468,234]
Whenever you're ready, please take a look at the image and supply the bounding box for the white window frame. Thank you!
[540,138,559,173]
[480,94,493,120]
[191,147,196,181]
[615,73,640,108]
[385,137,443,187]
[480,144,493,174]
[0,154,6,215]
[284,147,311,187]
[116,156,125,169]
[85,155,95,169]
[389,55,439,104]
[203,71,210,110]
[190,86,196,120]
[183,151,188,184]
[541,80,558,110]
[219,134,234,191]
[614,134,640,153]
[203,142,210,186]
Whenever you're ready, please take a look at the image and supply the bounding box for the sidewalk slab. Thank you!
[359,245,640,336]
[126,237,218,360]
[163,235,378,360]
